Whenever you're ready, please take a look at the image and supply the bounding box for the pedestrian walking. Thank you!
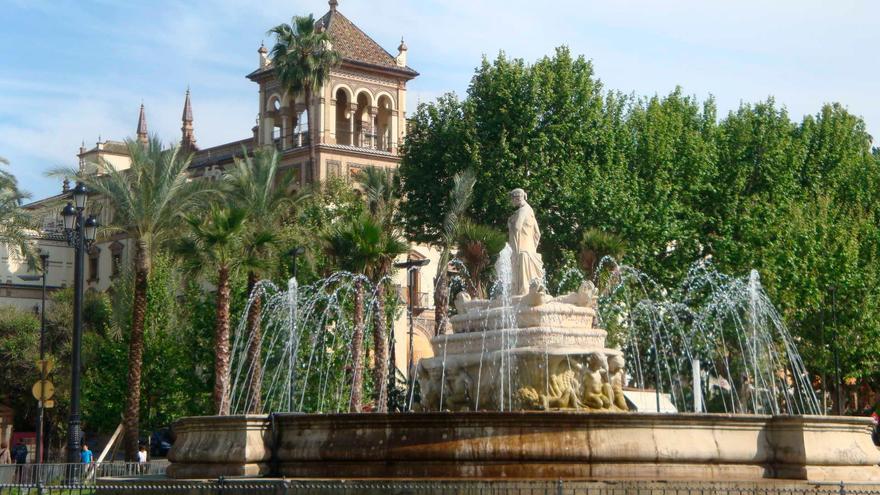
[80,443,93,464]
[137,445,148,474]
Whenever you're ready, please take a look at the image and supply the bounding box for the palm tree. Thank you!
[268,15,340,181]
[433,170,476,336]
[578,228,627,282]
[356,167,405,412]
[56,137,212,460]
[224,147,303,412]
[0,157,34,259]
[323,213,406,412]
[455,221,506,299]
[175,206,248,415]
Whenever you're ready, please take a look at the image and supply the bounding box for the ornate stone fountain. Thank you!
[418,187,626,412]
[166,187,880,482]
[417,279,630,412]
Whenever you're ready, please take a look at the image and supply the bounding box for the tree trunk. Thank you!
[122,241,149,461]
[434,271,449,337]
[245,271,263,413]
[306,87,319,183]
[372,283,388,413]
[213,266,232,415]
[349,278,365,412]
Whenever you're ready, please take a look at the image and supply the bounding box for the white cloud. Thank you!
[3,0,878,199]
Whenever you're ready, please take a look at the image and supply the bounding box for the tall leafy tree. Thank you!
[224,147,303,412]
[59,137,211,459]
[175,206,248,415]
[268,14,340,180]
[398,46,880,400]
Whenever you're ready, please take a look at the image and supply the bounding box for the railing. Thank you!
[0,461,167,486]
[413,291,432,309]
[273,132,311,151]
[0,479,874,494]
[395,286,433,309]
[333,129,394,152]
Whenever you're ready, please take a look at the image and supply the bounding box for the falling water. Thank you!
[225,255,821,416]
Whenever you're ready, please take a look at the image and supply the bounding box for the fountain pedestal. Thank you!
[417,282,628,412]
[167,412,880,481]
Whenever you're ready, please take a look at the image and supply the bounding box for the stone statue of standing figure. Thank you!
[507,188,544,296]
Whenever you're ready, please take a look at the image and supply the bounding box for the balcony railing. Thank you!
[333,129,395,152]
[396,286,433,309]
[271,126,395,153]
[274,131,311,151]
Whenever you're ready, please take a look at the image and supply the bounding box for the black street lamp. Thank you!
[289,246,305,280]
[393,258,430,406]
[60,181,98,463]
[18,253,49,463]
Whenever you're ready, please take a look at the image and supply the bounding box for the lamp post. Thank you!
[289,246,305,280]
[60,181,98,463]
[18,253,49,463]
[393,258,430,406]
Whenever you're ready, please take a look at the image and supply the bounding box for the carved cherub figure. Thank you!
[544,359,584,410]
[444,365,473,411]
[454,291,471,314]
[523,279,552,307]
[582,353,612,410]
[555,280,599,308]
[606,354,628,410]
[417,364,440,411]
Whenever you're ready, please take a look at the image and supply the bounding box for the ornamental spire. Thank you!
[181,88,197,152]
[329,0,338,12]
[136,103,148,145]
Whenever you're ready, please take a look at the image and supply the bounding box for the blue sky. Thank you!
[2,0,878,200]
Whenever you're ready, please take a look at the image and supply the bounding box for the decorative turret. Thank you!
[181,88,197,152]
[136,103,148,145]
[396,37,408,67]
[329,0,338,12]
[258,42,269,69]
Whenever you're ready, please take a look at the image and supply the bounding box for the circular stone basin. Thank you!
[167,412,880,482]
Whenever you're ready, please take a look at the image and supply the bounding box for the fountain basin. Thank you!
[167,412,880,481]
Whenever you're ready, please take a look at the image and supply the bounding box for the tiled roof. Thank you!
[101,142,130,155]
[315,9,417,76]
[190,138,254,168]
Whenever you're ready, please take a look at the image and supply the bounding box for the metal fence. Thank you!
[0,461,166,486]
[2,480,880,495]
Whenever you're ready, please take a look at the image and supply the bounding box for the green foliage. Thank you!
[322,213,408,280]
[0,306,39,430]
[276,177,366,282]
[0,158,35,261]
[578,228,626,280]
[268,15,340,101]
[400,46,880,391]
[82,256,213,435]
[175,206,248,277]
[454,221,506,298]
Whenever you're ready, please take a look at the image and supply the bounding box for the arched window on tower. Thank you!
[376,95,394,152]
[335,89,352,145]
